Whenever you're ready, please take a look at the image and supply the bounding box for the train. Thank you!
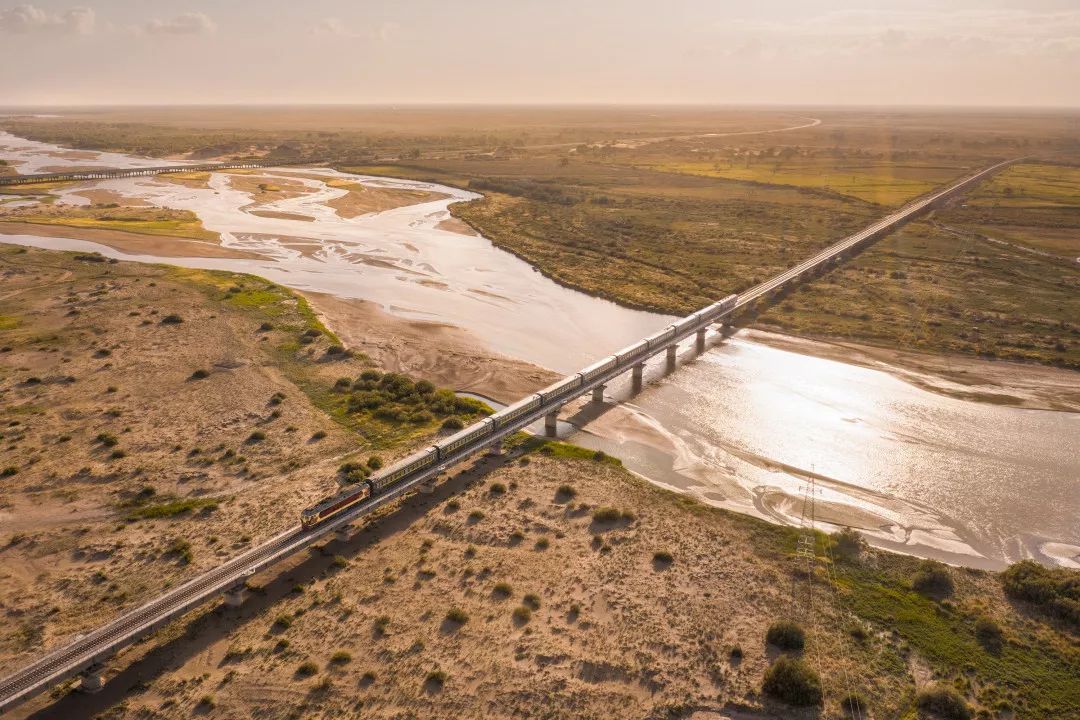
[300,294,738,530]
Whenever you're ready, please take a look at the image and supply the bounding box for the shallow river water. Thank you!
[2,131,1077,570]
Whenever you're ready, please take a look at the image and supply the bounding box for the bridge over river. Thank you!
[0,158,1015,714]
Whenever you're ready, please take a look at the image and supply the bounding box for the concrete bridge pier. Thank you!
[665,345,677,372]
[544,409,560,437]
[488,437,504,455]
[418,478,437,494]
[695,328,707,353]
[631,362,645,390]
[335,524,353,541]
[591,385,605,403]
[79,664,105,694]
[223,584,249,607]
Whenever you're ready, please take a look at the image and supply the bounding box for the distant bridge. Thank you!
[0,159,321,186]
[0,158,1016,714]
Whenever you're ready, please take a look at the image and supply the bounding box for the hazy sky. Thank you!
[1,0,1078,107]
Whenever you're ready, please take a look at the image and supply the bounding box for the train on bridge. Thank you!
[301,293,739,529]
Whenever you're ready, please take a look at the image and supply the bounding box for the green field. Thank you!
[636,158,962,205]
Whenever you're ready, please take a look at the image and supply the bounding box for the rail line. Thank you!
[0,159,321,186]
[0,158,1016,714]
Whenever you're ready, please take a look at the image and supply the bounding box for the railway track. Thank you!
[0,157,1016,715]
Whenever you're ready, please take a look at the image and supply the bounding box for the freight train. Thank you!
[300,294,738,529]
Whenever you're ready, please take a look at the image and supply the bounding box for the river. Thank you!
[1,130,1077,571]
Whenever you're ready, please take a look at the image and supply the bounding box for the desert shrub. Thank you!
[247,430,266,443]
[334,377,351,389]
[360,369,382,382]
[330,650,352,665]
[373,615,390,634]
[109,449,127,459]
[1,466,17,477]
[273,614,293,629]
[441,416,464,430]
[653,550,674,565]
[831,527,865,561]
[761,656,822,706]
[512,606,532,624]
[468,510,484,522]
[729,645,743,660]
[522,593,541,610]
[424,669,447,687]
[915,686,971,719]
[591,506,621,523]
[296,661,318,677]
[974,616,1004,652]
[96,432,118,447]
[367,456,383,470]
[408,410,434,424]
[310,430,327,440]
[160,314,183,325]
[766,620,806,651]
[912,560,954,599]
[555,484,577,500]
[1000,560,1079,627]
[535,537,550,550]
[489,482,506,495]
[258,322,273,331]
[493,582,513,597]
[415,379,435,394]
[445,607,469,625]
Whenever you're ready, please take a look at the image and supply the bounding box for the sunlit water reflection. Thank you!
[2,132,1077,569]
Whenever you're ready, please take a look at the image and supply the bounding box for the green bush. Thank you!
[912,560,954,599]
[1000,560,1079,628]
[591,506,621,523]
[296,661,318,677]
[766,620,805,651]
[445,607,469,625]
[367,455,383,470]
[555,484,577,500]
[915,685,971,720]
[761,656,822,706]
[441,416,464,430]
[831,527,865,561]
[489,482,507,495]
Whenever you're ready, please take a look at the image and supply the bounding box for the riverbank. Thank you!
[300,291,557,403]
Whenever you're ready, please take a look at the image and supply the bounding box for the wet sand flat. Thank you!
[0,222,262,259]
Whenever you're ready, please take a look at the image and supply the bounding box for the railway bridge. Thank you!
[0,159,321,186]
[0,158,1016,714]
